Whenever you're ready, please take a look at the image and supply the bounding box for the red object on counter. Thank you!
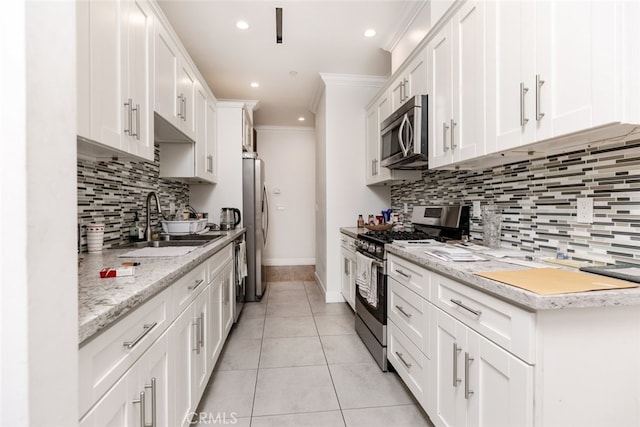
[100,268,117,278]
[99,267,134,278]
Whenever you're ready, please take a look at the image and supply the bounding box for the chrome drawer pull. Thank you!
[188,279,204,291]
[465,352,474,400]
[395,351,412,369]
[145,378,157,427]
[395,305,412,318]
[123,321,158,349]
[396,269,411,279]
[132,391,146,427]
[450,299,482,317]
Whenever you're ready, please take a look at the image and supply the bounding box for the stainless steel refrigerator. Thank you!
[242,152,269,301]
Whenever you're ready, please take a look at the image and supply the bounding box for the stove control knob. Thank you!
[376,246,383,256]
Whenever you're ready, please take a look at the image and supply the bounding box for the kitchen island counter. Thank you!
[387,243,640,311]
[78,228,245,345]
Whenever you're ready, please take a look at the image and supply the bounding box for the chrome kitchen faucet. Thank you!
[145,191,166,241]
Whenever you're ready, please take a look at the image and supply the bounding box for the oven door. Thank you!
[355,251,387,325]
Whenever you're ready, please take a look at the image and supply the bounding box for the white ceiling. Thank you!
[157,0,423,127]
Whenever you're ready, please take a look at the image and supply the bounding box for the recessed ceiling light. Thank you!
[236,20,249,30]
[364,29,376,38]
[250,82,259,88]
[298,116,305,122]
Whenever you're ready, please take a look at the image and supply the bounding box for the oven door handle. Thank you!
[356,249,384,269]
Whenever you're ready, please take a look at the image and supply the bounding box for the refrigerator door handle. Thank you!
[262,185,269,245]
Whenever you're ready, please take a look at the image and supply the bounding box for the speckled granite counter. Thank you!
[78,228,245,345]
[386,243,640,311]
[340,227,367,239]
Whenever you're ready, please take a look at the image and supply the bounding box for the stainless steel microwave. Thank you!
[380,94,428,169]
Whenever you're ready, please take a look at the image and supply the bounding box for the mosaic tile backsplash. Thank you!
[391,134,640,266]
[77,144,189,251]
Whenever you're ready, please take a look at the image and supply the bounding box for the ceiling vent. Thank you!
[276,7,283,44]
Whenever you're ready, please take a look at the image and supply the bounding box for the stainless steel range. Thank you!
[354,205,470,371]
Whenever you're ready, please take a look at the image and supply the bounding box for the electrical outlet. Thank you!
[403,203,408,214]
[169,202,176,215]
[577,197,593,223]
[473,201,481,218]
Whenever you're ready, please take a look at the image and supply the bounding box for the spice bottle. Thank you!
[357,214,365,228]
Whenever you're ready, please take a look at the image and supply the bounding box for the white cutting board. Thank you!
[118,246,196,258]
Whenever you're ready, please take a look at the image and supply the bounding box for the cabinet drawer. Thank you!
[431,272,536,363]
[173,261,208,316]
[207,244,233,282]
[388,320,429,405]
[79,286,172,418]
[388,277,432,357]
[388,253,430,299]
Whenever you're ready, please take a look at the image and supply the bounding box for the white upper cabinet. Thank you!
[429,0,485,169]
[391,50,428,112]
[77,0,154,162]
[485,0,639,155]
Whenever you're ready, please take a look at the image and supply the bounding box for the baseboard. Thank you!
[263,258,316,266]
[313,273,346,303]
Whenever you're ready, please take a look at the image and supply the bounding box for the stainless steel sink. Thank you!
[110,234,222,249]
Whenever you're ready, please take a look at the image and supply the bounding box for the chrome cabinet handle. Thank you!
[395,305,412,319]
[192,319,200,353]
[465,352,474,399]
[450,119,457,149]
[396,269,411,279]
[199,312,205,348]
[176,95,183,119]
[520,82,529,127]
[182,97,187,122]
[132,391,146,427]
[124,98,133,135]
[123,322,158,349]
[450,298,482,317]
[188,279,204,291]
[144,378,156,427]
[443,122,450,152]
[536,74,545,121]
[207,155,213,173]
[453,342,461,387]
[395,351,412,368]
[132,104,140,140]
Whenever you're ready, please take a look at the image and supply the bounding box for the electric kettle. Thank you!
[220,207,241,230]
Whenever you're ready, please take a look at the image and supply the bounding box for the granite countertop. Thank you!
[386,243,640,311]
[78,228,245,345]
[340,227,367,239]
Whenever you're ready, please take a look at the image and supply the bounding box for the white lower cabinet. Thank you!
[80,331,171,427]
[172,286,209,427]
[340,233,356,310]
[80,243,237,426]
[432,308,533,427]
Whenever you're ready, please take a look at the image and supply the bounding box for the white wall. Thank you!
[315,74,391,302]
[190,102,244,225]
[256,126,316,266]
[1,1,78,425]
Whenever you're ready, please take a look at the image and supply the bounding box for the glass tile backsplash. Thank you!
[391,134,640,265]
[77,144,189,251]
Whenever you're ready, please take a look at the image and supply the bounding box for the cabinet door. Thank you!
[194,81,209,180]
[432,309,466,427]
[192,287,210,401]
[536,1,619,140]
[154,22,179,125]
[171,305,196,427]
[407,50,428,99]
[81,0,127,151]
[221,262,234,338]
[428,23,454,168]
[485,0,535,154]
[138,331,172,427]
[177,60,197,140]
[365,103,379,184]
[466,332,534,427]
[452,0,485,163]
[201,98,217,183]
[340,248,355,310]
[207,272,224,375]
[125,0,154,161]
[79,365,138,427]
[390,75,407,111]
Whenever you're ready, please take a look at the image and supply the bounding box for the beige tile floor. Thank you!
[195,280,435,427]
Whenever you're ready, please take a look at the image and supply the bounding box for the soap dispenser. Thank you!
[129,212,140,241]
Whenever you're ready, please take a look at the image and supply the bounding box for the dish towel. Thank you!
[239,241,248,278]
[355,252,378,307]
